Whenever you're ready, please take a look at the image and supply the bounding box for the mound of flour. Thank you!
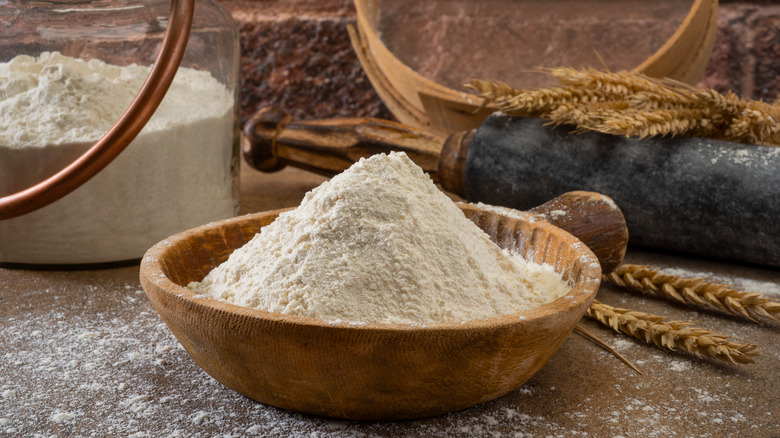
[189,152,569,324]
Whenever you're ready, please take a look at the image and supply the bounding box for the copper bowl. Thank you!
[140,204,601,420]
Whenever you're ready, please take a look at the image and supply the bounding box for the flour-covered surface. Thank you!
[2,254,778,437]
[2,168,779,437]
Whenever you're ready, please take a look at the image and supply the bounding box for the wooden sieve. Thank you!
[351,0,719,134]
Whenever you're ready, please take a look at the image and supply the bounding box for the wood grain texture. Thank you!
[242,107,445,179]
[438,128,475,197]
[139,205,601,420]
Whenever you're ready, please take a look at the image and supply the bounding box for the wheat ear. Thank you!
[469,68,780,146]
[466,80,608,115]
[604,264,780,323]
[573,107,712,139]
[586,300,760,365]
[548,67,694,102]
[726,102,780,145]
[465,80,522,104]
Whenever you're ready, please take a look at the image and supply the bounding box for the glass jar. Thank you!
[0,0,240,265]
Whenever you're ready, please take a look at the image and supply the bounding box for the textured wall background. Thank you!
[701,1,780,101]
[221,0,780,124]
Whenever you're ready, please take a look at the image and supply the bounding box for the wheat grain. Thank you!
[545,101,628,129]
[586,300,760,365]
[596,108,714,139]
[468,80,609,115]
[735,102,780,144]
[465,79,522,105]
[503,88,608,114]
[468,67,780,146]
[604,264,780,322]
[693,88,745,114]
[549,67,692,101]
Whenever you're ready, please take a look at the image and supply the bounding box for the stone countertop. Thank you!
[1,165,779,437]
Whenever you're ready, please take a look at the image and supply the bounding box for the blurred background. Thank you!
[224,0,780,124]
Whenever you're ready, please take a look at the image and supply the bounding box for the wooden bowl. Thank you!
[140,204,601,420]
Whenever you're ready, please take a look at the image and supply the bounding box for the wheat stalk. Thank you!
[467,80,608,115]
[574,324,642,374]
[465,80,522,107]
[469,68,780,146]
[604,264,780,323]
[545,101,630,130]
[586,300,760,365]
[690,88,745,114]
[550,67,688,97]
[577,107,711,139]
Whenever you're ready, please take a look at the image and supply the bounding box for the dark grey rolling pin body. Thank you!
[464,114,780,267]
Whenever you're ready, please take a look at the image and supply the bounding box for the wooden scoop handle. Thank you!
[527,191,628,273]
[243,108,627,272]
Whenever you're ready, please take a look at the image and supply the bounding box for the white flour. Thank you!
[0,52,236,264]
[189,152,569,324]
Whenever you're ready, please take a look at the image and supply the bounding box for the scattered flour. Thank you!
[51,411,77,423]
[547,209,568,219]
[0,51,236,264]
[668,360,691,372]
[188,152,570,324]
[694,388,719,403]
[611,338,637,351]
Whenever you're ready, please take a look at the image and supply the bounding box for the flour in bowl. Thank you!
[188,152,569,324]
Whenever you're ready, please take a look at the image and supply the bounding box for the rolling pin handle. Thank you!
[242,107,290,173]
[438,129,475,198]
[242,108,444,178]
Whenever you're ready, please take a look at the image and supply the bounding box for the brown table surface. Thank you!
[2,165,779,437]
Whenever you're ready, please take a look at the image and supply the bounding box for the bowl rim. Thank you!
[140,204,601,333]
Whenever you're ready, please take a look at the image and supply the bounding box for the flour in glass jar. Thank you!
[0,52,236,264]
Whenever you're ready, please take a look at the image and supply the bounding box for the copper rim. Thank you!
[0,0,195,221]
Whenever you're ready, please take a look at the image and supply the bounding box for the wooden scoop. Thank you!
[243,107,628,272]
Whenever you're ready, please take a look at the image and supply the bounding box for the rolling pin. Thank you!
[243,108,779,267]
